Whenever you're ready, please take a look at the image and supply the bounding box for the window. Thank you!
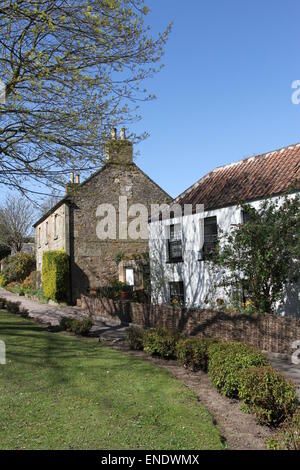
[242,209,253,224]
[45,222,48,244]
[167,224,183,262]
[125,267,134,286]
[202,216,218,259]
[169,281,184,306]
[54,214,58,239]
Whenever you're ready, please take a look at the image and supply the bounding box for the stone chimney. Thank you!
[66,172,80,194]
[105,127,133,164]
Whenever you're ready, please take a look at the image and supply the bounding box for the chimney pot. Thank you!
[111,128,117,140]
[75,174,80,184]
[120,128,126,140]
[70,172,74,183]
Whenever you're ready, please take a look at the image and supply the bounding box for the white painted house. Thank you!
[149,143,300,316]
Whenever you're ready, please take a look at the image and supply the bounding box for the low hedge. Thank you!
[59,316,93,336]
[176,337,218,372]
[126,326,144,351]
[208,341,270,398]
[143,327,181,359]
[239,367,298,427]
[42,251,69,302]
[268,407,300,450]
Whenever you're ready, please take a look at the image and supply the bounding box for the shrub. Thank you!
[0,297,7,309]
[0,273,7,287]
[2,253,35,283]
[21,271,37,291]
[71,318,93,336]
[126,326,144,350]
[19,307,29,318]
[42,251,69,302]
[208,341,270,398]
[97,279,131,300]
[267,408,300,450]
[59,316,74,331]
[239,367,298,427]
[176,337,218,372]
[5,300,21,314]
[143,327,181,359]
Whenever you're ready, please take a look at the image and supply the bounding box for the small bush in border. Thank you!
[126,326,144,350]
[176,337,218,372]
[143,327,181,359]
[71,318,93,336]
[239,366,298,427]
[267,407,300,450]
[59,316,73,331]
[5,300,21,314]
[208,341,270,398]
[0,297,7,309]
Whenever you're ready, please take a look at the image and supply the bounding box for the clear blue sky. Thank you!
[133,0,300,198]
[1,0,300,204]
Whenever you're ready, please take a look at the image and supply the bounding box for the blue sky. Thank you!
[1,0,300,203]
[133,0,300,198]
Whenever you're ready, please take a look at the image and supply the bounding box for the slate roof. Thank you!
[176,143,300,211]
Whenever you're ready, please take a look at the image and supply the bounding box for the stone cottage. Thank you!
[34,129,172,303]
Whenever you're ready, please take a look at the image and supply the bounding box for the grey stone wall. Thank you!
[70,162,171,301]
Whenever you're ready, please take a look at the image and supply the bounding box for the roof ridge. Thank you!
[175,141,300,203]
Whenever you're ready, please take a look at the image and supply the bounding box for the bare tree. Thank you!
[0,1,171,195]
[0,194,35,252]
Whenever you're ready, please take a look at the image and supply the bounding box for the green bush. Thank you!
[239,367,298,427]
[71,318,93,336]
[176,337,218,372]
[208,341,270,398]
[19,307,29,318]
[42,251,69,302]
[143,327,181,359]
[0,273,7,287]
[59,316,73,331]
[2,253,35,283]
[267,408,300,450]
[126,326,144,350]
[0,297,7,309]
[5,300,21,314]
[97,279,131,299]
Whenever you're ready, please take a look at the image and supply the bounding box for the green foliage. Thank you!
[212,195,300,313]
[2,253,36,284]
[59,316,74,332]
[59,316,93,336]
[126,326,144,350]
[143,327,181,359]
[5,300,20,314]
[0,297,6,309]
[176,337,218,372]
[97,279,131,299]
[0,1,171,191]
[267,408,300,450]
[208,341,270,398]
[239,367,298,427]
[42,251,69,302]
[71,318,93,336]
[0,274,7,287]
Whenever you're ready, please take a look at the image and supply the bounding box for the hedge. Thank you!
[207,341,270,398]
[143,327,181,359]
[42,251,69,302]
[239,367,298,426]
[176,337,218,372]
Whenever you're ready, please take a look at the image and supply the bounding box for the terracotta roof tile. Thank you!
[176,143,300,211]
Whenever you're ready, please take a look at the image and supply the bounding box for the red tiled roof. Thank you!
[176,143,300,211]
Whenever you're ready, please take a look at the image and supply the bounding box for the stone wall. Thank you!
[70,161,171,301]
[81,295,300,354]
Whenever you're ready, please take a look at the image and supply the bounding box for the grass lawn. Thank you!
[0,311,225,450]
